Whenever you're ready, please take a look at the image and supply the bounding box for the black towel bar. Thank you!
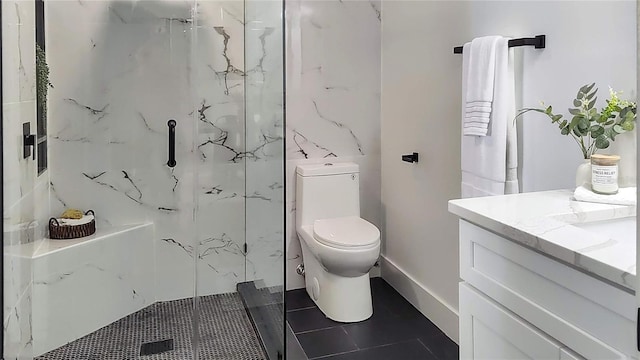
[454,35,545,54]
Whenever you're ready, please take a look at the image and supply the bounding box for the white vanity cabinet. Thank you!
[458,220,636,360]
[460,284,570,359]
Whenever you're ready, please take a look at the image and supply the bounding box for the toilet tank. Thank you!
[296,162,360,228]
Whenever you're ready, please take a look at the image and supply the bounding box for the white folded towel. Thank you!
[463,36,501,136]
[461,37,519,198]
[574,185,636,206]
[57,214,94,226]
[464,116,491,129]
[465,104,492,113]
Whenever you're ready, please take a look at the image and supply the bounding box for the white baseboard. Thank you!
[380,255,459,344]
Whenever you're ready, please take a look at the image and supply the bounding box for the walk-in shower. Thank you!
[2,1,284,359]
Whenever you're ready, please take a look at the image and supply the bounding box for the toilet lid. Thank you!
[313,216,380,248]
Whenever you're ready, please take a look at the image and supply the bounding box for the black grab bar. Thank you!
[167,120,176,167]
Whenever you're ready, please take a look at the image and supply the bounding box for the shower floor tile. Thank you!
[286,278,459,360]
[35,293,266,360]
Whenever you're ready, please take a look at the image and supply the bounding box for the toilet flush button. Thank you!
[312,278,320,300]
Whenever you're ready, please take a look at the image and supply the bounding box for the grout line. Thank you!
[341,326,360,350]
[309,349,359,360]
[286,305,316,313]
[292,323,342,335]
[416,337,439,359]
[310,339,435,360]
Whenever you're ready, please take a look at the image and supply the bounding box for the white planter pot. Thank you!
[575,159,591,187]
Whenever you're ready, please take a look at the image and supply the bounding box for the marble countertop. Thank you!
[449,190,636,292]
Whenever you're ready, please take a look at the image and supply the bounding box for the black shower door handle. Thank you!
[167,120,177,167]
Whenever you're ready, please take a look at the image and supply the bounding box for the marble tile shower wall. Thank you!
[2,0,48,358]
[285,0,382,290]
[47,0,284,302]
[47,0,199,303]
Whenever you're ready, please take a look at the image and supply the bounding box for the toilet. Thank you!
[296,162,381,322]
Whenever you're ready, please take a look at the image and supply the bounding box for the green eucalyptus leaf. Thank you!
[561,126,570,135]
[595,135,610,149]
[604,120,615,126]
[584,83,596,94]
[586,90,597,101]
[573,99,581,107]
[589,125,604,138]
[622,121,635,131]
[606,127,618,140]
[569,108,582,116]
[578,117,589,129]
[613,124,624,133]
[569,116,580,130]
[572,128,582,137]
[551,114,562,123]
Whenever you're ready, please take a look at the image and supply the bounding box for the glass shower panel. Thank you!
[2,1,46,358]
[193,0,247,299]
[243,0,285,358]
[192,2,265,359]
[21,1,198,358]
[244,0,285,291]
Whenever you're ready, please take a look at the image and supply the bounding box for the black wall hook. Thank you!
[402,153,419,163]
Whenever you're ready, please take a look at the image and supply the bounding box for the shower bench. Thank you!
[9,223,155,357]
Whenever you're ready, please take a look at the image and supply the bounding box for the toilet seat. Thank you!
[313,216,380,249]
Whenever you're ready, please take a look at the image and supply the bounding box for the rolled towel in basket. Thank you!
[57,214,94,226]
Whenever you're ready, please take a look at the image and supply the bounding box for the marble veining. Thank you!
[449,190,637,291]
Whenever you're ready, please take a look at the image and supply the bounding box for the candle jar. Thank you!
[590,154,621,194]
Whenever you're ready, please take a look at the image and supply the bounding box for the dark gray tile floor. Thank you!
[36,293,266,360]
[286,278,458,360]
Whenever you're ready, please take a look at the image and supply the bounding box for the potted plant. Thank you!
[36,43,52,113]
[516,83,636,186]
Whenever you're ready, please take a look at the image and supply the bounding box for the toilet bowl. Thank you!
[295,162,381,322]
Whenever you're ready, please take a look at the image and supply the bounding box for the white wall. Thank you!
[285,0,382,290]
[468,1,637,191]
[381,0,636,343]
[380,0,468,343]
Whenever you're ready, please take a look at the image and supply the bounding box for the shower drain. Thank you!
[140,339,174,356]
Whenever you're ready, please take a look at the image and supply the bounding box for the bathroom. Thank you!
[2,0,638,359]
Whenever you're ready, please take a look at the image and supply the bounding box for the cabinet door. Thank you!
[460,283,562,360]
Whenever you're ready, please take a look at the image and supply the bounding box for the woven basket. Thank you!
[49,210,96,240]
